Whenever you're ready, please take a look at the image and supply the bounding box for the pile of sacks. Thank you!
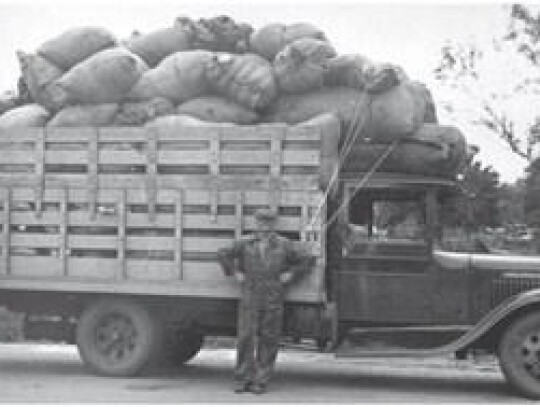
[0,15,472,177]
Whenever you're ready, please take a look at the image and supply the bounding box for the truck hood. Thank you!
[471,253,540,274]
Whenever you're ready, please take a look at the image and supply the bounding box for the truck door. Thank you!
[336,183,469,325]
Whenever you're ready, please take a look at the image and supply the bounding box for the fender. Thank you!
[337,288,540,358]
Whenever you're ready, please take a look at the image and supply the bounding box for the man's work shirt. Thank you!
[217,233,315,310]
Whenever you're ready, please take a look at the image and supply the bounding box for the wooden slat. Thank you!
[235,190,243,239]
[0,128,43,142]
[10,257,62,277]
[34,130,45,218]
[68,235,118,249]
[157,150,209,165]
[175,189,183,280]
[87,132,99,219]
[2,188,10,275]
[68,258,118,280]
[126,236,175,251]
[183,237,230,252]
[220,151,270,165]
[182,261,226,281]
[59,188,68,276]
[125,261,176,281]
[11,233,60,247]
[45,150,88,163]
[282,150,320,166]
[0,152,36,164]
[44,127,95,143]
[117,189,126,280]
[99,150,146,164]
[146,127,158,222]
[97,127,147,142]
[12,212,61,225]
[69,213,118,227]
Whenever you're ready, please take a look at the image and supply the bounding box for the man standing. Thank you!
[217,208,315,394]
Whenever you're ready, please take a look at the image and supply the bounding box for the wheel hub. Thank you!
[95,313,138,363]
[519,332,540,378]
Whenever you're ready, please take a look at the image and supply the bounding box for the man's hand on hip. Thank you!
[234,271,245,283]
[280,272,293,284]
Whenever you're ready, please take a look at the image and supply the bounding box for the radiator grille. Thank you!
[491,277,540,306]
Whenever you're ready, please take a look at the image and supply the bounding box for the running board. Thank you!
[336,325,470,358]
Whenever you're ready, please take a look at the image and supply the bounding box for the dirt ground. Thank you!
[0,342,531,404]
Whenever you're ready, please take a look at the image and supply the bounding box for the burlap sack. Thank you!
[0,91,19,115]
[324,54,373,90]
[126,50,212,103]
[37,27,117,70]
[273,38,336,93]
[125,18,194,67]
[250,22,327,61]
[52,48,148,105]
[191,16,253,53]
[206,53,277,110]
[177,96,258,124]
[264,87,367,126]
[47,103,119,127]
[114,97,175,126]
[408,81,437,123]
[0,104,50,128]
[343,124,467,177]
[368,81,426,140]
[17,51,64,111]
[146,114,235,128]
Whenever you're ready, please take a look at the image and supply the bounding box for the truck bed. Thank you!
[0,123,337,303]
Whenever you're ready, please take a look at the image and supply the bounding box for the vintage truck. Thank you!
[1,115,540,399]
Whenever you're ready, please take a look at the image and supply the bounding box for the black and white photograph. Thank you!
[0,0,539,403]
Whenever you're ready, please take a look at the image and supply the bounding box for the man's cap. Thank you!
[254,207,278,222]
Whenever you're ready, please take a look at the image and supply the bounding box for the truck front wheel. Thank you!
[499,311,540,399]
[76,299,163,377]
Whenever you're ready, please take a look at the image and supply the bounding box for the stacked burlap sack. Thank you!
[0,16,474,177]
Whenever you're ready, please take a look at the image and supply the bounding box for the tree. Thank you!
[442,160,502,230]
[434,4,540,162]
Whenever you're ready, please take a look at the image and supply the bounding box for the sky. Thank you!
[0,0,532,182]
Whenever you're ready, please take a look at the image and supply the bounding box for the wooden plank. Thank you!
[69,213,118,227]
[220,151,270,165]
[12,212,61,225]
[155,126,220,141]
[97,127,147,142]
[99,150,147,164]
[209,133,220,175]
[282,150,320,166]
[0,128,43,142]
[87,133,99,219]
[11,233,60,247]
[2,188,10,275]
[126,236,175,251]
[146,127,158,222]
[59,188,68,276]
[183,237,231,252]
[34,130,45,218]
[0,174,321,193]
[44,127,95,143]
[117,189,127,280]
[68,258,118,280]
[175,189,183,280]
[126,260,176,281]
[45,150,88,163]
[182,261,226,282]
[157,150,209,165]
[68,235,118,249]
[235,191,243,239]
[0,152,36,164]
[10,257,62,277]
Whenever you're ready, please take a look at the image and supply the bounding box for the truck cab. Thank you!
[333,173,540,399]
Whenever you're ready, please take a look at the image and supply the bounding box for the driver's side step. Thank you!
[336,325,470,358]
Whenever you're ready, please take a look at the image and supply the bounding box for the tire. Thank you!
[76,299,163,377]
[164,327,204,366]
[499,311,540,399]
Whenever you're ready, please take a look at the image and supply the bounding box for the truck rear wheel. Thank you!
[164,327,204,366]
[76,299,163,377]
[499,311,540,399]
